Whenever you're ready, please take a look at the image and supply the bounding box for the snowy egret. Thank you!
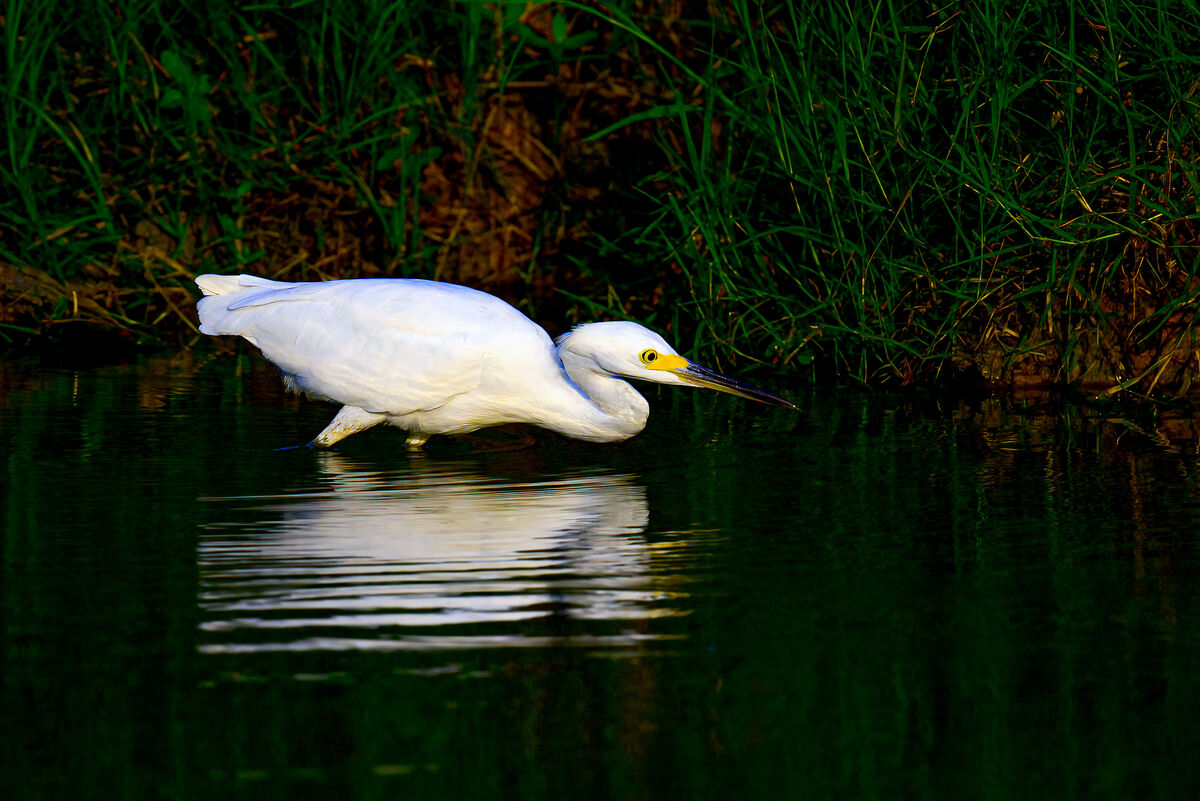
[195,274,796,449]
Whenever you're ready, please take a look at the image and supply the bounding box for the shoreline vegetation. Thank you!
[3,2,1200,399]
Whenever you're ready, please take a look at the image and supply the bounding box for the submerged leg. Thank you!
[309,405,387,448]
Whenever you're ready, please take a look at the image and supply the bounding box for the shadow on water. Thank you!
[3,355,1200,799]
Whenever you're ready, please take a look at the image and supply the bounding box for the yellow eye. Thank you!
[640,349,659,364]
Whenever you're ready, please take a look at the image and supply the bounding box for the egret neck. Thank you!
[554,342,650,442]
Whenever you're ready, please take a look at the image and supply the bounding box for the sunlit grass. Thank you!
[593,0,1200,392]
[2,1,1199,395]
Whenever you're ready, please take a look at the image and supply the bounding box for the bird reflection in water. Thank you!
[198,454,687,653]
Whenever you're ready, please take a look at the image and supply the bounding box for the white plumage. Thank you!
[196,274,794,449]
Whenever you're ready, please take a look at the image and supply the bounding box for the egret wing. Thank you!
[197,278,552,415]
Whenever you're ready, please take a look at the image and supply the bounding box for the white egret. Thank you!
[195,274,795,449]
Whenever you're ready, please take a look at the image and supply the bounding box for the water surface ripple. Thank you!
[6,357,1200,800]
[198,456,684,653]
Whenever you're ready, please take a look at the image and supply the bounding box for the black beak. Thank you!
[675,362,798,409]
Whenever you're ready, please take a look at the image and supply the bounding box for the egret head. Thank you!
[556,321,796,409]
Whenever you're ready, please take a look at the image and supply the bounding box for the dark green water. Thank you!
[4,355,1200,800]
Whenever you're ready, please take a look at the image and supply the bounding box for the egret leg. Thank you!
[309,405,387,448]
[404,433,430,451]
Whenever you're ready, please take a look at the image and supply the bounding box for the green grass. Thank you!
[3,0,1200,396]
[586,0,1200,392]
